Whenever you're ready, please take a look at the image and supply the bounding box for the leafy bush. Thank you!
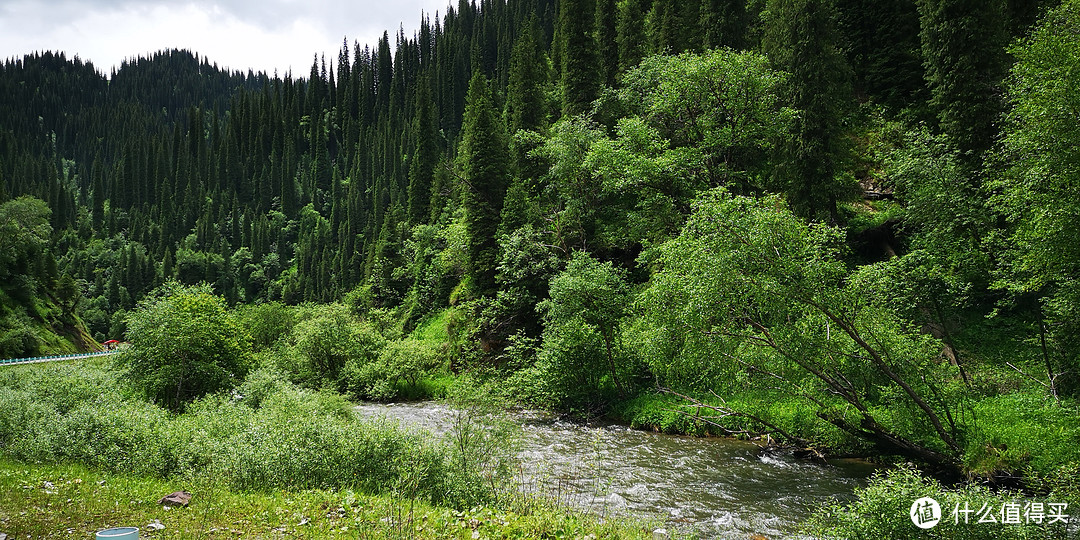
[534,251,639,412]
[233,301,297,352]
[805,466,1077,539]
[0,313,44,359]
[283,303,384,388]
[121,282,252,411]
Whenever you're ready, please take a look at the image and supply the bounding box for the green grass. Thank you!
[616,390,860,453]
[0,359,666,538]
[964,393,1080,476]
[0,459,659,539]
[409,307,454,344]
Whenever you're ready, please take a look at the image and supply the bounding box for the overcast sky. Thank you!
[0,0,451,76]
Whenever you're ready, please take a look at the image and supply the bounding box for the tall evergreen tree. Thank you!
[559,0,600,116]
[594,0,619,88]
[649,0,684,53]
[617,0,648,72]
[505,15,549,184]
[407,73,439,225]
[459,71,510,296]
[700,0,749,50]
[763,0,855,222]
[836,0,925,111]
[918,0,1009,170]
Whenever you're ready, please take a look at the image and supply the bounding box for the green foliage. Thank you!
[965,393,1080,477]
[443,378,521,507]
[533,117,607,253]
[992,0,1080,396]
[616,0,647,72]
[836,0,926,112]
[485,225,562,340]
[805,465,1077,539]
[0,360,492,509]
[4,0,1080,503]
[0,312,47,359]
[233,301,297,352]
[620,50,792,193]
[273,303,383,391]
[121,282,252,411]
[534,251,637,410]
[400,223,457,324]
[505,18,548,137]
[918,0,1009,168]
[763,0,858,221]
[889,127,989,276]
[558,0,599,116]
[351,338,445,400]
[700,0,750,49]
[0,196,52,283]
[460,71,510,297]
[641,189,968,468]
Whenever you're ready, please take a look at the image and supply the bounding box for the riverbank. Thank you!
[0,459,660,539]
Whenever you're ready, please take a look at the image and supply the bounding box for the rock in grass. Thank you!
[158,491,192,507]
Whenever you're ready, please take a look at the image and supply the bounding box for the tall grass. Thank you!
[0,360,482,508]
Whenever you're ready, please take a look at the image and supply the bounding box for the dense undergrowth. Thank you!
[0,359,483,508]
[805,466,1079,539]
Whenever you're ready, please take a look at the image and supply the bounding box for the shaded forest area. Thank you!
[3,0,1080,487]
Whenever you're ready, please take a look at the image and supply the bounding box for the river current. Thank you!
[355,401,877,539]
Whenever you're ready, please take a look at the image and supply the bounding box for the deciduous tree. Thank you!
[122,282,252,411]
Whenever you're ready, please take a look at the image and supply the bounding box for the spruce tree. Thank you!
[836,0,925,111]
[407,73,439,225]
[918,0,1009,170]
[649,0,683,53]
[459,71,510,296]
[594,0,619,88]
[700,0,749,50]
[617,0,648,72]
[763,0,855,222]
[506,18,546,134]
[559,0,600,116]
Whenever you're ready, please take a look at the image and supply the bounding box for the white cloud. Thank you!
[0,0,449,76]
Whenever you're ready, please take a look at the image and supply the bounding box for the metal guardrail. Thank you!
[0,350,117,366]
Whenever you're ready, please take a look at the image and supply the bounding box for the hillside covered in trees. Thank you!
[2,0,1079,497]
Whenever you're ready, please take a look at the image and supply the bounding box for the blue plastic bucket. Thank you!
[95,527,139,539]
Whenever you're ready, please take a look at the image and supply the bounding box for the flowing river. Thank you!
[355,401,878,539]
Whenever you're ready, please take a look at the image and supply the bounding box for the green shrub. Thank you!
[805,466,1077,539]
[55,396,172,476]
[276,303,386,392]
[0,385,61,462]
[121,282,252,411]
[234,301,297,352]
